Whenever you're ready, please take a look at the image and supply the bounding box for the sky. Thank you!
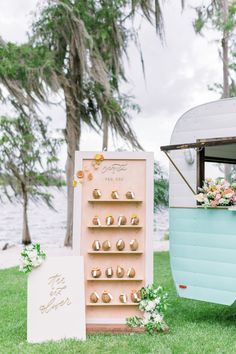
[0,0,221,169]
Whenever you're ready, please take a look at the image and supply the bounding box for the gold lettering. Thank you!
[101,163,128,174]
[39,273,72,315]
[49,285,66,297]
[40,297,71,314]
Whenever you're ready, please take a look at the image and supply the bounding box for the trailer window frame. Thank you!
[160,136,236,195]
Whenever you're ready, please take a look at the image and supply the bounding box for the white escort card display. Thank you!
[27,256,86,343]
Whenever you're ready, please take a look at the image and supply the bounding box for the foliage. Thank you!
[193,0,236,97]
[0,114,63,243]
[30,0,157,150]
[0,40,57,105]
[154,161,169,211]
[19,244,46,274]
[126,284,168,334]
[0,114,63,205]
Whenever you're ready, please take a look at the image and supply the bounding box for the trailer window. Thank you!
[198,143,236,187]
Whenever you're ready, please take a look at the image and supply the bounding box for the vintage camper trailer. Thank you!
[161,98,236,305]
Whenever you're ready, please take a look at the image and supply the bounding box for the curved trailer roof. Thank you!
[161,98,236,207]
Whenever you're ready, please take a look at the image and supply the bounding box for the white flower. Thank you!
[154,297,160,305]
[145,301,156,312]
[25,245,34,252]
[195,193,205,203]
[224,193,233,199]
[149,300,156,311]
[19,256,28,267]
[32,257,43,267]
[28,249,38,261]
[143,312,151,325]
[203,198,210,205]
[153,313,163,323]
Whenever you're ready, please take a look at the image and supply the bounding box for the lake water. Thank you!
[0,187,169,245]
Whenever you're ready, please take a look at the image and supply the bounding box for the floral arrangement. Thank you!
[126,284,168,334]
[195,178,236,207]
[73,153,104,187]
[19,243,46,274]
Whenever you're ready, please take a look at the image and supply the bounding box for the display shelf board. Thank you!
[87,278,143,281]
[73,151,153,325]
[88,199,143,203]
[87,251,143,255]
[87,303,139,306]
[88,225,143,229]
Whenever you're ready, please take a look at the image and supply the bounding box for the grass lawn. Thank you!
[1,252,236,354]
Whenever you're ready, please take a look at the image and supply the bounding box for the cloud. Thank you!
[0,0,38,42]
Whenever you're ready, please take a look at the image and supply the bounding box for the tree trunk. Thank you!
[222,0,229,98]
[22,189,31,245]
[102,114,109,151]
[63,84,81,247]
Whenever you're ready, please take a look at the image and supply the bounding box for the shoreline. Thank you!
[0,241,169,270]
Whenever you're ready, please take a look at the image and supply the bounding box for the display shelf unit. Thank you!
[73,151,153,326]
[88,251,143,255]
[88,225,143,229]
[87,303,139,306]
[87,278,143,281]
[88,199,143,203]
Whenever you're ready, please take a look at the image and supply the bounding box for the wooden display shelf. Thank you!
[88,199,143,203]
[87,303,139,306]
[88,251,143,255]
[87,278,143,281]
[88,225,143,229]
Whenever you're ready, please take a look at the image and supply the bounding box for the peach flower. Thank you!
[76,170,84,179]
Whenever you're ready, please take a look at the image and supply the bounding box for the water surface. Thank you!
[0,187,168,245]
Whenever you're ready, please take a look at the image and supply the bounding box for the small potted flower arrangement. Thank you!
[195,178,236,208]
[19,243,46,274]
[126,284,169,334]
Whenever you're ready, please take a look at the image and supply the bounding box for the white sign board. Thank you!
[27,256,86,343]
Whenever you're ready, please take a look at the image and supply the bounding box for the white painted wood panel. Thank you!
[169,98,236,207]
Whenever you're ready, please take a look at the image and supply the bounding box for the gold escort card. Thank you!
[27,256,86,343]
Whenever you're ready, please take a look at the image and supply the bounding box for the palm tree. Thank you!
[30,0,168,246]
[0,1,185,246]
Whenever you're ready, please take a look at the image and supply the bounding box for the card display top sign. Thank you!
[27,256,86,343]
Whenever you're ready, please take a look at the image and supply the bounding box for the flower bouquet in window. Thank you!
[195,178,236,207]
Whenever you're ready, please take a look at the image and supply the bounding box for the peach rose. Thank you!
[88,172,93,181]
[76,170,84,179]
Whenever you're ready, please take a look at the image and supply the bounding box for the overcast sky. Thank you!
[0,0,221,168]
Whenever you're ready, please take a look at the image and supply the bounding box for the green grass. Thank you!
[1,253,236,354]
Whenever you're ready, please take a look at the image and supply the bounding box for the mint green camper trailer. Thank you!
[161,98,236,305]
